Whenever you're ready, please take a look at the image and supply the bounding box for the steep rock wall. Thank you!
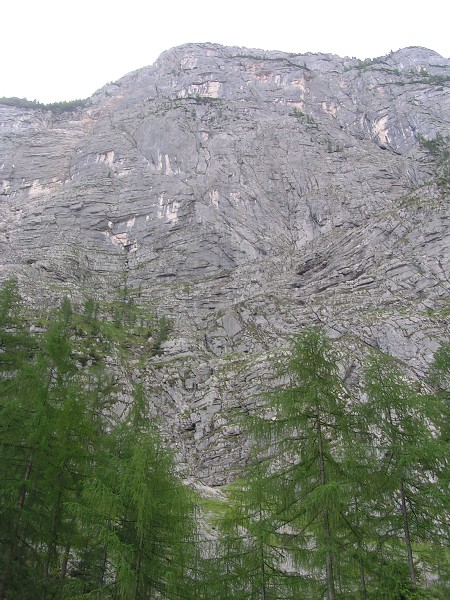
[1,44,449,484]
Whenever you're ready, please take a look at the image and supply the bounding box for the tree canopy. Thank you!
[0,281,448,598]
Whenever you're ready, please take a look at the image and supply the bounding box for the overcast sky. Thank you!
[1,0,449,103]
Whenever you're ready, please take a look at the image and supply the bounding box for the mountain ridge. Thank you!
[0,43,448,483]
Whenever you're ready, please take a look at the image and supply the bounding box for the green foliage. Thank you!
[53,293,173,362]
[360,352,449,597]
[419,133,450,160]
[1,283,448,598]
[76,389,199,599]
[213,329,449,599]
[414,71,450,86]
[326,140,343,153]
[152,316,173,355]
[0,96,88,112]
[292,107,317,126]
[0,279,30,371]
[0,281,198,599]
[0,293,121,598]
[418,133,450,189]
[353,51,393,70]
[428,342,450,396]
[212,469,302,599]
[215,329,357,598]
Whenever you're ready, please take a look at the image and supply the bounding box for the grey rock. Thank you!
[0,43,449,484]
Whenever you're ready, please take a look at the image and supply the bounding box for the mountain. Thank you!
[0,43,449,485]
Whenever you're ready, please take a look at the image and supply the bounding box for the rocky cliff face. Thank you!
[1,44,449,485]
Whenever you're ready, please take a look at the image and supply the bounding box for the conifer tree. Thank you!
[429,342,450,396]
[212,462,299,599]
[428,342,450,446]
[77,385,200,599]
[0,291,116,599]
[361,352,449,598]
[0,279,29,371]
[221,329,364,599]
[0,284,201,598]
[0,280,35,599]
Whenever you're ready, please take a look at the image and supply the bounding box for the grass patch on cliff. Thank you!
[95,299,172,356]
[418,133,450,190]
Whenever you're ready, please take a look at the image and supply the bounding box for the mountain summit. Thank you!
[0,44,448,482]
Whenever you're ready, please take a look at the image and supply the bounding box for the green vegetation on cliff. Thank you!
[0,282,448,598]
[0,96,88,112]
[0,281,198,599]
[212,330,448,599]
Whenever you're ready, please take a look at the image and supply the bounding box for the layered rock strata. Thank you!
[1,44,449,484]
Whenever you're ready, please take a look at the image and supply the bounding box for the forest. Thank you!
[0,279,448,599]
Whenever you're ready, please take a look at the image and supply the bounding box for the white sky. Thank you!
[1,0,449,103]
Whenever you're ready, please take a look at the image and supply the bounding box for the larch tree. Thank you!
[0,289,117,599]
[361,352,449,598]
[220,328,366,599]
[76,385,200,600]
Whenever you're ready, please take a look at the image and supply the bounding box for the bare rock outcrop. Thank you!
[1,44,449,483]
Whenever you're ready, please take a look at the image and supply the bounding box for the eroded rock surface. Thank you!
[1,44,449,484]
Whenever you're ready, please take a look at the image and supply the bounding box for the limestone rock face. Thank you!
[1,44,449,484]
